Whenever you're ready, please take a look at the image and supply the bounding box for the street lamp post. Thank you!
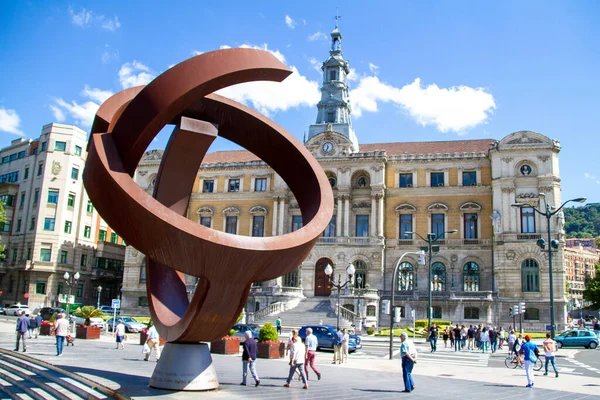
[407,230,457,331]
[97,285,103,309]
[324,263,356,330]
[512,194,586,338]
[388,250,426,360]
[63,271,80,331]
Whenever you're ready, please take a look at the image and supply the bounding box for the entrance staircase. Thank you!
[252,297,353,331]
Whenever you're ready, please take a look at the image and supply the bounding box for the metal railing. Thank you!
[379,290,495,300]
[336,304,359,322]
[252,301,283,321]
[317,237,385,245]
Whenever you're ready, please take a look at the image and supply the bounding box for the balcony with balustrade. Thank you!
[317,237,385,246]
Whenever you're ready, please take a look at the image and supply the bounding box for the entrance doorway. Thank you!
[314,258,333,296]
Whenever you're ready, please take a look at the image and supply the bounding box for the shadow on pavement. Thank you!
[354,388,405,394]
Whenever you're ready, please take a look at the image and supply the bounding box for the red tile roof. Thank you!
[199,139,497,165]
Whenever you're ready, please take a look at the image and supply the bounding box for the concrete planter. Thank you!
[40,324,53,336]
[75,326,101,339]
[210,337,240,354]
[257,341,285,359]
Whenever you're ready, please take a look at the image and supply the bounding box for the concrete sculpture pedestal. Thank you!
[149,343,219,391]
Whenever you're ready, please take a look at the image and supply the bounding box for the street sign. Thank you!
[411,309,415,319]
[546,325,552,331]
[58,294,75,304]
[112,299,121,309]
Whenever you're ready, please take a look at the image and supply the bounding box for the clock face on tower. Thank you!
[322,141,334,154]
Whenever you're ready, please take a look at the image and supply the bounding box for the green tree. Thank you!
[73,306,104,326]
[564,204,600,238]
[583,263,600,308]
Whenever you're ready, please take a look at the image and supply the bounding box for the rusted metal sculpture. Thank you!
[83,48,333,389]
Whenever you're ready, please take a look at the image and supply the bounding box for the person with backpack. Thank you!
[519,335,539,388]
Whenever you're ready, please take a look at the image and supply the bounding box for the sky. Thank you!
[0,1,599,203]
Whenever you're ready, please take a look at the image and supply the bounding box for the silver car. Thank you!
[106,316,146,333]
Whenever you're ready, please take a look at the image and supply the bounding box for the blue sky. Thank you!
[0,1,599,203]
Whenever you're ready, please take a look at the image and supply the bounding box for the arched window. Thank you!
[357,176,369,188]
[366,305,376,317]
[463,262,480,292]
[431,262,446,291]
[522,259,540,292]
[354,260,367,288]
[328,177,337,188]
[397,262,413,291]
[139,264,146,283]
[524,308,540,320]
[464,307,480,319]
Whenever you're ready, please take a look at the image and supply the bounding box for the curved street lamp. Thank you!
[97,285,103,309]
[406,229,457,331]
[512,194,586,337]
[325,262,356,329]
[63,271,80,331]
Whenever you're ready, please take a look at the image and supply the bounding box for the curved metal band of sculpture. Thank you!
[83,49,333,343]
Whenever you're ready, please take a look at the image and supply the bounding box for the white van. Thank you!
[5,304,30,316]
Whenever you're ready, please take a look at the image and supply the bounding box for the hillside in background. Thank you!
[564,203,600,238]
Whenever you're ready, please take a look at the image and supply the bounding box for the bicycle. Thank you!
[504,354,543,371]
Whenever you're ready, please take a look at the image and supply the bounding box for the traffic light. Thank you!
[417,253,427,265]
[536,238,546,250]
[514,304,519,315]
[509,307,513,318]
[519,302,526,315]
[431,245,440,253]
[382,300,390,315]
[550,239,560,249]
[394,307,401,323]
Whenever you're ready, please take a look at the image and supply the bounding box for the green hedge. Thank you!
[414,319,452,329]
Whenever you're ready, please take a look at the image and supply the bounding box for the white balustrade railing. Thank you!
[252,301,283,322]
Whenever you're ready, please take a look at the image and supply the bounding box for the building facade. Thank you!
[122,24,571,330]
[0,124,125,310]
[564,245,599,309]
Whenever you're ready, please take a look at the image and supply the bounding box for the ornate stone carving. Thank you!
[337,253,346,261]
[142,149,164,161]
[501,187,515,193]
[516,193,538,199]
[506,136,544,145]
[491,210,502,234]
[371,252,381,261]
[501,157,513,163]
[288,203,300,209]
[450,254,458,263]
[395,204,416,212]
[539,186,554,193]
[459,202,481,211]
[51,161,61,175]
[249,205,268,214]
[196,207,214,215]
[537,155,550,162]
[138,171,148,176]
[222,206,241,215]
[339,167,351,173]
[371,165,384,172]
[352,202,372,209]
[506,250,516,260]
[427,202,448,211]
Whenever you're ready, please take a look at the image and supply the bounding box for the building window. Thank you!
[140,265,146,283]
[431,306,442,319]
[75,145,82,156]
[99,230,107,242]
[399,173,413,188]
[431,214,445,237]
[80,254,87,267]
[225,216,237,234]
[366,305,376,317]
[44,218,55,231]
[84,225,91,238]
[26,247,31,260]
[355,215,369,237]
[327,111,335,123]
[292,215,303,232]
[16,219,22,232]
[35,281,47,295]
[521,207,536,233]
[203,180,214,193]
[0,194,15,206]
[40,248,51,262]
[110,232,118,244]
[67,193,75,208]
[24,167,29,180]
[356,176,369,188]
[431,262,446,291]
[252,216,265,237]
[464,307,480,319]
[138,296,149,307]
[283,268,299,287]
[64,220,72,234]
[464,213,478,239]
[323,215,336,237]
[524,308,540,320]
[254,178,267,192]
[200,217,211,228]
[431,172,444,187]
[29,217,36,231]
[76,284,84,298]
[228,179,240,192]
[329,70,337,81]
[398,262,414,291]
[37,162,43,176]
[462,171,477,186]
[0,221,11,233]
[41,142,47,151]
[522,259,540,292]
[463,262,480,292]
[71,167,79,180]
[55,141,66,152]
[60,250,68,264]
[19,192,25,207]
[33,189,39,204]
[8,278,14,293]
[354,260,367,288]
[12,248,17,262]
[86,201,93,213]
[48,190,59,204]
[399,214,412,239]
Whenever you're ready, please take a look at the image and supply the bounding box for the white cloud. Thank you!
[101,47,119,64]
[51,85,114,127]
[101,16,121,32]
[68,7,120,31]
[285,15,296,29]
[0,107,24,135]
[308,57,322,73]
[347,67,359,82]
[69,8,92,26]
[82,85,113,104]
[350,76,496,133]
[308,31,328,41]
[584,173,600,185]
[191,50,204,56]
[238,43,285,64]
[49,105,66,122]
[118,61,155,89]
[368,62,380,75]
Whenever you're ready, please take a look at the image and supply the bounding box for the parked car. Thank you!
[106,316,146,333]
[555,329,598,349]
[298,325,362,352]
[0,306,5,315]
[70,315,106,329]
[231,324,260,343]
[99,305,119,315]
[5,304,30,316]
[40,307,65,321]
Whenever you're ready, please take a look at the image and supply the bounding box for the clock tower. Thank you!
[306,16,359,153]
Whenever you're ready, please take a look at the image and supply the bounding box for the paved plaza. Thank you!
[1,320,599,399]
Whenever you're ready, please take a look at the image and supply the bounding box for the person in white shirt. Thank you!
[283,335,308,389]
[543,333,558,377]
[115,319,126,350]
[53,313,69,356]
[144,324,161,361]
[341,328,350,363]
[304,328,321,380]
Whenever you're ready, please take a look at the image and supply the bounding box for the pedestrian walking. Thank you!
[453,324,462,351]
[461,325,467,348]
[442,329,449,348]
[543,333,558,378]
[480,327,490,353]
[332,327,343,364]
[284,335,308,389]
[341,328,350,363]
[428,324,438,352]
[467,325,475,350]
[594,319,600,339]
[34,314,43,339]
[519,335,539,388]
[53,313,69,356]
[399,332,417,393]
[507,329,516,355]
[276,317,282,335]
[449,327,455,348]
[304,328,321,380]
[28,315,36,339]
[498,327,506,350]
[241,331,260,387]
[15,313,29,352]
[144,324,161,361]
[115,319,126,350]
[489,327,498,353]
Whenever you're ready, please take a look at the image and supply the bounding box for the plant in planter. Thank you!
[73,306,104,340]
[40,320,53,336]
[257,322,285,359]
[210,328,241,354]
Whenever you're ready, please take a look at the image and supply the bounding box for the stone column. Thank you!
[378,195,384,237]
[272,198,279,236]
[344,196,350,237]
[278,198,285,235]
[370,195,377,237]
[336,197,343,237]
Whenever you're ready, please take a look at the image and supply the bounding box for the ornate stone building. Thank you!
[122,24,569,330]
